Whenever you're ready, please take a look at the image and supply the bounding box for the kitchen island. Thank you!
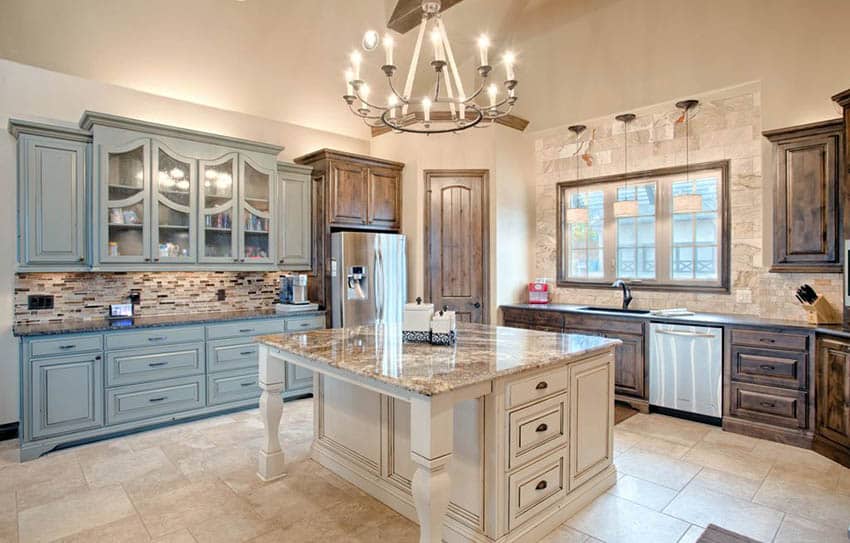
[255,323,619,543]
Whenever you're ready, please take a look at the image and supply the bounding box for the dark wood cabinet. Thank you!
[815,337,850,452]
[764,119,844,272]
[294,149,404,313]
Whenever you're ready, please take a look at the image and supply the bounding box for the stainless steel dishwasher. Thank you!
[649,323,723,421]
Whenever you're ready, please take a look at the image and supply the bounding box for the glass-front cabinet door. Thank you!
[239,156,275,264]
[199,153,239,263]
[101,139,150,263]
[152,141,196,263]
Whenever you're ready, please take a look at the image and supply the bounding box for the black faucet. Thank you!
[612,279,633,309]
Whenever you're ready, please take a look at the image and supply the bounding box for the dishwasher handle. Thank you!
[653,329,717,338]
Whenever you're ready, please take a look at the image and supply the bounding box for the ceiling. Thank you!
[1,0,850,140]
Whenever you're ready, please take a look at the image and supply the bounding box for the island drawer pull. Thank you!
[759,364,776,371]
[535,423,548,433]
[535,381,548,390]
[147,336,167,342]
[535,480,547,491]
[759,338,776,344]
[239,328,255,333]
[148,362,168,367]
[240,350,256,356]
[148,396,168,403]
[240,381,256,387]
[58,344,76,350]
[759,401,776,408]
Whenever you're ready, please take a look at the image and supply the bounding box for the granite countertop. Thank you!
[256,322,619,397]
[502,303,850,337]
[13,308,325,337]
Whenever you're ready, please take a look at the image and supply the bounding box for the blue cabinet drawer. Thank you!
[30,335,103,358]
[207,338,258,373]
[106,376,205,425]
[105,326,205,350]
[206,319,285,340]
[284,316,325,332]
[106,342,205,387]
[207,370,260,406]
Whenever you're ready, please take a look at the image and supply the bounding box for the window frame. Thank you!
[555,160,730,293]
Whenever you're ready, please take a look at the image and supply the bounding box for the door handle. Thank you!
[472,302,481,309]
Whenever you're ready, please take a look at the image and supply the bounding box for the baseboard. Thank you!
[722,416,813,448]
[812,435,850,469]
[0,422,18,441]
[615,395,649,413]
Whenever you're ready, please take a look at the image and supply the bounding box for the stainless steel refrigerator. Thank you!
[330,232,407,328]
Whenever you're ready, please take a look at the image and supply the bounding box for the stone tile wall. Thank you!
[533,83,842,322]
[14,271,285,325]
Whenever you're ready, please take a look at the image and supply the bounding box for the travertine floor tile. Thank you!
[773,514,850,543]
[153,529,198,543]
[615,448,701,490]
[675,525,706,543]
[686,467,763,501]
[567,493,689,543]
[608,474,678,511]
[15,462,89,510]
[539,524,595,542]
[839,469,850,497]
[57,514,150,543]
[17,485,136,543]
[613,428,642,457]
[682,442,773,481]
[186,507,279,543]
[663,483,784,542]
[0,490,17,543]
[699,428,759,452]
[615,414,711,447]
[753,474,850,529]
[631,435,693,459]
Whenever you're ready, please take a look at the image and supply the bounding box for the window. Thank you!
[556,161,729,292]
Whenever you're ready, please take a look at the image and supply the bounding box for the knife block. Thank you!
[801,296,841,325]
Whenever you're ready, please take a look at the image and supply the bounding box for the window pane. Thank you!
[672,214,693,244]
[618,217,635,247]
[695,213,717,243]
[617,248,635,276]
[672,246,694,279]
[569,223,586,245]
[570,250,587,277]
[588,248,604,278]
[695,246,717,279]
[638,246,656,278]
[695,177,718,211]
[637,217,655,246]
[587,223,603,249]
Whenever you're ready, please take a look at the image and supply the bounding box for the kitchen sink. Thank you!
[579,306,652,315]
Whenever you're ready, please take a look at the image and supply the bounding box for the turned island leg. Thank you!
[257,345,286,481]
[409,396,454,543]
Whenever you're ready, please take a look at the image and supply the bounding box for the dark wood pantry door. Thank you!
[424,170,489,324]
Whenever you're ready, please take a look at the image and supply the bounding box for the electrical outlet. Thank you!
[129,290,141,305]
[27,295,54,310]
[216,289,226,301]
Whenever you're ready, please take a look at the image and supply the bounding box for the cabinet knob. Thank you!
[535,480,548,491]
[759,364,776,371]
[759,401,776,408]
[535,423,548,433]
[472,302,481,309]
[535,381,548,390]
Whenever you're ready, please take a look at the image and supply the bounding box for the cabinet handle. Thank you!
[240,382,256,387]
[94,356,101,361]
[759,401,776,408]
[233,258,239,262]
[78,257,85,262]
[148,362,168,367]
[147,336,166,342]
[154,258,160,262]
[759,364,776,371]
[144,258,151,262]
[58,344,76,350]
[239,328,255,333]
[148,396,168,403]
[240,350,256,356]
[535,423,548,433]
[535,480,548,491]
[759,338,776,344]
[535,381,548,390]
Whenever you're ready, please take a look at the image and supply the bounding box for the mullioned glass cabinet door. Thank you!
[100,139,151,263]
[199,152,239,263]
[152,141,197,263]
[238,156,275,264]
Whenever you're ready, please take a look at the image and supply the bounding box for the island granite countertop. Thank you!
[256,322,620,397]
[14,308,325,337]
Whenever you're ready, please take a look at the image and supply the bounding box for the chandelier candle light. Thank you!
[566,124,589,224]
[343,0,519,134]
[613,113,639,218]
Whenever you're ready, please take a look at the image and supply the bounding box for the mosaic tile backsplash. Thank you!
[14,272,286,325]
[533,83,843,322]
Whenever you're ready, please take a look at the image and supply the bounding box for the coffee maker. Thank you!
[280,274,309,305]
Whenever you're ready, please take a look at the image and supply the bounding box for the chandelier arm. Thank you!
[353,88,390,111]
[347,102,384,120]
[435,18,467,100]
[401,15,428,115]
[386,76,410,105]
[440,64,458,117]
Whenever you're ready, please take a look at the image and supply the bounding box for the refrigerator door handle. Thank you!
[375,247,384,321]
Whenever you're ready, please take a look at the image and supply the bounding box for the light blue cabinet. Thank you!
[9,120,92,270]
[19,313,324,460]
[29,353,103,439]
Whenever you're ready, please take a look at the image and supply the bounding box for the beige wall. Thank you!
[371,126,535,322]
[0,59,370,424]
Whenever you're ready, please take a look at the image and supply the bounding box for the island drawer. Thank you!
[106,375,205,425]
[507,368,568,409]
[106,342,205,387]
[730,328,808,352]
[729,382,806,429]
[105,326,205,351]
[30,335,103,358]
[508,394,567,469]
[207,370,260,406]
[207,339,259,373]
[508,451,567,530]
[730,346,807,389]
[206,319,285,340]
[285,315,325,331]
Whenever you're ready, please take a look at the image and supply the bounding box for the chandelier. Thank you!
[343,0,518,134]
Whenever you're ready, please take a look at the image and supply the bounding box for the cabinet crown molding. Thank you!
[294,148,405,170]
[8,118,92,142]
[277,161,313,175]
[763,118,844,141]
[79,111,284,155]
[831,88,850,107]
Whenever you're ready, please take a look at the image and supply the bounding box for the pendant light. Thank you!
[673,99,702,213]
[613,113,639,217]
[565,124,589,224]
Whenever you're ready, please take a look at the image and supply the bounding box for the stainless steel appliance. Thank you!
[279,274,309,305]
[649,323,723,420]
[330,232,407,327]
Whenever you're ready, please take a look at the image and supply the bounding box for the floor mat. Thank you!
[696,524,762,543]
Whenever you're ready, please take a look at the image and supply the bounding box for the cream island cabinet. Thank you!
[255,324,618,543]
[9,114,312,272]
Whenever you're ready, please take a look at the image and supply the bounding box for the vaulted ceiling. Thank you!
[2,0,850,141]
